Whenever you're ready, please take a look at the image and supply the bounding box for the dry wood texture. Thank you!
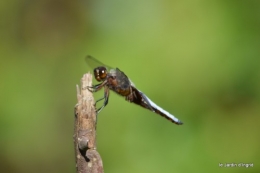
[74,73,104,173]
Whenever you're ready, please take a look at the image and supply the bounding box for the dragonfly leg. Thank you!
[96,86,110,114]
[95,97,105,106]
[86,83,102,92]
[83,80,109,109]
[85,80,108,92]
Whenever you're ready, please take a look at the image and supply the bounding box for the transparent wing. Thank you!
[85,55,113,71]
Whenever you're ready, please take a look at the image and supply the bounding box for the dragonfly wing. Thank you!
[85,55,114,71]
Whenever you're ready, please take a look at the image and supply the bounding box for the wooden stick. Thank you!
[74,73,104,173]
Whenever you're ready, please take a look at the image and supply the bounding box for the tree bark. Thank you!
[74,73,104,173]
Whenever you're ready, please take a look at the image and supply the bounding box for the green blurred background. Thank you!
[1,0,259,173]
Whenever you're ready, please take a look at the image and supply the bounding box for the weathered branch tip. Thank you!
[74,73,104,173]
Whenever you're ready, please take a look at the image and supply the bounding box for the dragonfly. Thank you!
[86,56,183,125]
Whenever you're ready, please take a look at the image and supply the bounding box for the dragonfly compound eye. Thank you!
[94,67,107,81]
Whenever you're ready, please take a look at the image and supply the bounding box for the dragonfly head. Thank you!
[94,66,107,82]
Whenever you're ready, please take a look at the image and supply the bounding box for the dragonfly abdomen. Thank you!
[152,107,183,125]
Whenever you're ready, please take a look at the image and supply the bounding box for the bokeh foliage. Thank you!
[0,0,259,173]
